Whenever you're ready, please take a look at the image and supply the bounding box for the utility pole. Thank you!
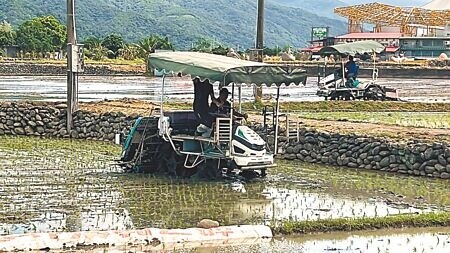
[67,0,81,132]
[256,0,264,53]
[254,0,264,102]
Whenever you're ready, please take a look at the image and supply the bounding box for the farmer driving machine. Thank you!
[316,41,399,101]
[119,52,307,179]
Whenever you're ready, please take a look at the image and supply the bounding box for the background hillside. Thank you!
[0,0,347,49]
[271,0,346,18]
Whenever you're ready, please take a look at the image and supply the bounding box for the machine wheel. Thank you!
[260,169,267,178]
[191,159,222,180]
[343,93,354,101]
[365,85,386,101]
[239,170,261,180]
[175,155,203,178]
[156,143,180,176]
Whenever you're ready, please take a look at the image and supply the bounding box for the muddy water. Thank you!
[200,227,450,253]
[0,76,449,103]
[1,136,448,237]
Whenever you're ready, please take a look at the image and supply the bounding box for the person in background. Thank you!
[345,55,358,79]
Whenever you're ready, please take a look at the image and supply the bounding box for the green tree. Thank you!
[82,36,102,50]
[16,16,66,53]
[102,34,125,58]
[136,35,174,59]
[263,46,282,56]
[190,38,228,55]
[0,21,16,47]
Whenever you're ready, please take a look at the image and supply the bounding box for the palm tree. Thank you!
[136,35,174,59]
[84,41,110,61]
[118,44,139,60]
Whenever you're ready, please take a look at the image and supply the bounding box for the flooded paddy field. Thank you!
[0,76,449,103]
[199,227,450,253]
[1,136,449,237]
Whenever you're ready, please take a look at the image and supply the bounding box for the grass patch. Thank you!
[273,212,450,235]
[165,101,450,113]
[257,101,450,113]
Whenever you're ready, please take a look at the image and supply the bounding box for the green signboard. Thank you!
[312,27,328,39]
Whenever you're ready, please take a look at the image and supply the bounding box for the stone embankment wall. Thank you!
[1,102,450,180]
[0,102,136,142]
[255,126,450,180]
[0,62,145,76]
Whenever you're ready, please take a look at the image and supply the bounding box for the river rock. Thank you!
[24,126,34,135]
[28,121,37,127]
[348,162,358,168]
[424,166,435,174]
[438,155,447,166]
[286,146,294,154]
[441,172,450,179]
[36,126,45,134]
[424,147,435,160]
[359,153,368,159]
[14,127,25,135]
[435,164,446,173]
[197,219,219,229]
[379,151,390,157]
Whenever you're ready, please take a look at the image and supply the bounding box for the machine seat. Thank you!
[165,110,198,135]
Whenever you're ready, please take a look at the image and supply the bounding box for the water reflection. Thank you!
[209,229,450,253]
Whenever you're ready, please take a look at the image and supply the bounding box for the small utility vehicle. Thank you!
[316,41,399,101]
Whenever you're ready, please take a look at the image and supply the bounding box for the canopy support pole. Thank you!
[372,52,377,81]
[230,81,235,156]
[341,59,346,89]
[161,75,165,117]
[274,86,281,155]
[238,84,242,113]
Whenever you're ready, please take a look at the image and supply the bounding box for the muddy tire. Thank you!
[191,159,222,180]
[240,170,260,180]
[365,85,386,101]
[156,143,180,176]
[260,169,267,178]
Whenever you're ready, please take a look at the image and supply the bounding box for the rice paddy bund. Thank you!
[1,136,450,236]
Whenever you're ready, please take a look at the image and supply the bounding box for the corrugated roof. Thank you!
[336,33,403,39]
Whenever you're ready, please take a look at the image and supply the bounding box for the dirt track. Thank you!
[296,118,450,143]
